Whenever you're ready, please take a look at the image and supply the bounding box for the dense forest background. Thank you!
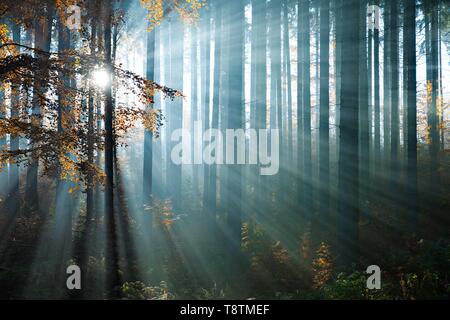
[0,0,449,300]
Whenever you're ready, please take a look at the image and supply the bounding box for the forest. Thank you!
[0,0,449,300]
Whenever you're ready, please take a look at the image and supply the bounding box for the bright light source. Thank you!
[92,68,109,88]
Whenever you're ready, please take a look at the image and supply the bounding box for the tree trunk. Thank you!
[0,69,7,200]
[208,0,222,231]
[404,0,417,234]
[252,0,268,222]
[104,2,121,299]
[337,0,360,266]
[202,4,214,235]
[283,0,293,180]
[143,27,156,229]
[190,25,199,194]
[429,0,440,199]
[382,0,391,186]
[334,0,342,162]
[301,0,312,220]
[225,0,245,279]
[373,0,381,190]
[25,2,54,212]
[359,0,370,220]
[319,0,330,236]
[297,0,304,220]
[8,23,20,214]
[168,20,184,213]
[390,0,399,196]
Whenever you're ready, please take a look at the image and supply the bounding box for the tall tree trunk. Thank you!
[382,0,391,186]
[297,0,304,221]
[153,27,164,198]
[437,3,444,149]
[0,21,20,247]
[86,32,96,238]
[252,0,268,223]
[390,0,399,196]
[368,4,373,161]
[300,0,312,220]
[168,20,184,213]
[269,0,282,131]
[104,2,121,299]
[283,0,293,176]
[190,25,199,194]
[318,0,330,236]
[337,0,360,266]
[218,3,229,218]
[334,0,342,161]
[143,27,156,228]
[269,0,283,217]
[73,18,97,299]
[402,1,408,156]
[404,0,417,234]
[373,0,381,190]
[53,15,75,295]
[208,0,222,231]
[225,0,245,279]
[359,0,370,219]
[162,21,171,200]
[25,2,54,212]
[8,24,20,214]
[0,67,7,200]
[429,0,440,200]
[281,0,293,220]
[202,5,214,235]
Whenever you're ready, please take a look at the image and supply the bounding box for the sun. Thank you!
[92,68,109,88]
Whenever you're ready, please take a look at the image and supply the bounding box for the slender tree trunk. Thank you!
[334,0,342,161]
[8,24,20,214]
[383,0,391,187]
[190,25,199,194]
[219,5,229,218]
[86,20,97,232]
[53,15,75,295]
[437,4,444,149]
[168,20,184,213]
[429,0,439,198]
[269,0,282,214]
[404,0,417,234]
[368,7,373,161]
[73,18,97,300]
[0,22,19,245]
[26,2,54,212]
[359,0,370,219]
[282,0,293,218]
[301,0,312,220]
[0,69,7,200]
[402,2,408,155]
[283,0,293,174]
[269,0,282,131]
[162,21,171,200]
[201,5,212,223]
[373,0,381,188]
[143,28,156,228]
[226,0,245,279]
[252,0,268,223]
[318,0,330,237]
[337,0,360,266]
[390,0,400,195]
[250,0,259,218]
[104,2,121,298]
[208,1,222,229]
[297,0,304,220]
[153,27,163,198]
